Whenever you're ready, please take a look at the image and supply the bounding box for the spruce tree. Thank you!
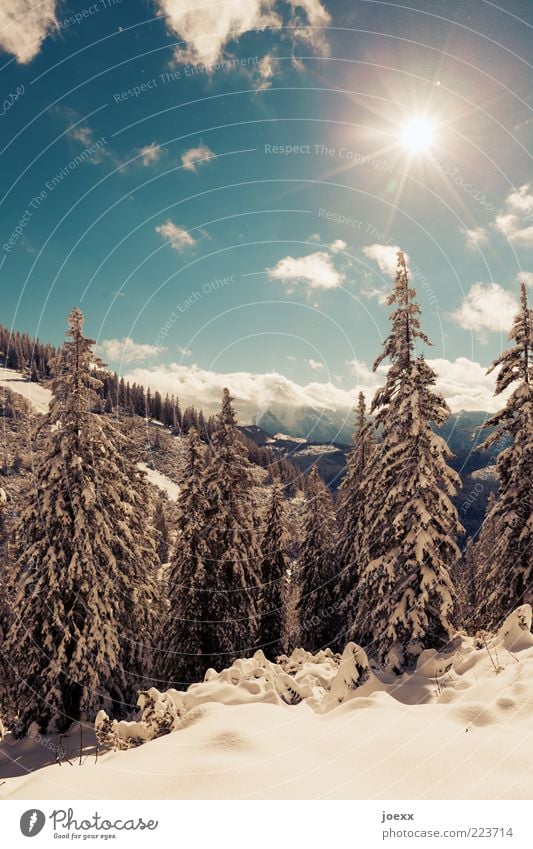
[336,392,375,646]
[477,281,532,627]
[153,493,170,565]
[201,389,261,669]
[352,252,463,670]
[257,483,289,660]
[160,427,211,686]
[6,308,159,735]
[296,467,338,651]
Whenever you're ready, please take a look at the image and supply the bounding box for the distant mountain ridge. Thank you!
[243,408,502,541]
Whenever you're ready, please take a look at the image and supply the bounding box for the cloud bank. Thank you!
[124,354,504,419]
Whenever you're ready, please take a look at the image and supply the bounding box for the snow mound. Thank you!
[325,643,375,708]
[93,607,533,751]
[3,608,533,800]
[497,605,533,652]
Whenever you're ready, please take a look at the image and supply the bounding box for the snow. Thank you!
[2,607,533,800]
[273,433,308,444]
[0,367,52,414]
[297,444,340,456]
[471,466,498,482]
[137,462,180,501]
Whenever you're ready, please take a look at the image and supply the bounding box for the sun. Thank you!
[402,117,435,153]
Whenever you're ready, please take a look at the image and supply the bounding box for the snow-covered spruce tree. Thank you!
[296,466,338,651]
[257,482,290,660]
[335,392,375,647]
[352,252,463,671]
[6,308,159,735]
[153,493,170,565]
[200,389,261,669]
[477,281,532,628]
[159,427,211,686]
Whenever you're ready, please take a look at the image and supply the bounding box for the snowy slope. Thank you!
[0,367,52,414]
[3,608,533,800]
[0,367,180,499]
[137,462,180,501]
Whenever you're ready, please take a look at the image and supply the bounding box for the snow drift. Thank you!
[2,607,533,800]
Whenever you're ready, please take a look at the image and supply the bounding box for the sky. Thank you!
[0,0,532,420]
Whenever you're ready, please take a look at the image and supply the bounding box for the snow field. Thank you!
[0,367,52,414]
[3,607,533,800]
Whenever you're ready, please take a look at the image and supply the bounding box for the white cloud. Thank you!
[255,53,278,90]
[346,357,388,385]
[450,282,518,339]
[124,354,504,417]
[462,226,488,249]
[268,251,345,290]
[99,338,166,365]
[154,0,282,66]
[430,357,509,413]
[494,183,533,246]
[330,238,347,252]
[178,346,193,357]
[64,115,119,167]
[518,271,533,288]
[306,358,324,371]
[154,0,330,67]
[363,243,403,277]
[181,144,214,172]
[139,142,163,165]
[155,220,198,252]
[286,0,331,55]
[505,184,533,214]
[0,0,57,63]
[361,278,389,305]
[125,362,355,419]
[70,125,93,145]
[307,234,347,252]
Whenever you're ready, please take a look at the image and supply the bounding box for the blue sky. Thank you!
[1,0,532,417]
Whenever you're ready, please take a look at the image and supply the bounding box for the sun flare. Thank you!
[402,117,435,152]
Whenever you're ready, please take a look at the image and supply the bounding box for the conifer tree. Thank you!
[335,392,375,646]
[6,308,159,735]
[477,281,532,627]
[296,467,338,651]
[160,427,211,686]
[201,389,261,669]
[257,483,289,660]
[153,493,170,565]
[352,252,463,670]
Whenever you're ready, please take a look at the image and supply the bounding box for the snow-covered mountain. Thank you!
[242,413,500,539]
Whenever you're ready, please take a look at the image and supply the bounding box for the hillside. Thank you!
[1,365,501,540]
